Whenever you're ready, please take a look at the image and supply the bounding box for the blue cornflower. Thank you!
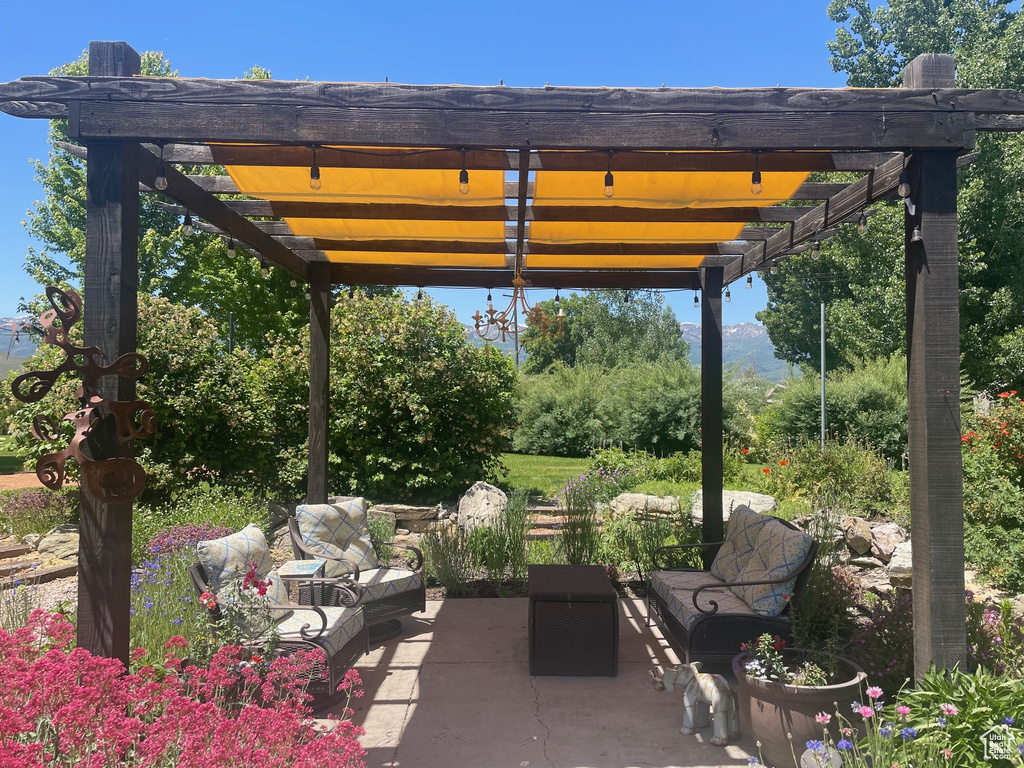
[144,600,154,610]
[747,758,760,766]
[12,580,20,587]
[874,702,884,711]
[901,727,917,741]
[937,716,947,727]
[1005,717,1015,726]
[172,618,183,625]
[806,740,824,753]
[879,725,893,737]
[1017,743,1024,756]
[851,701,861,713]
[836,740,853,751]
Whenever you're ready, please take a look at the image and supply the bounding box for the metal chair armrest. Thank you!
[373,538,424,571]
[691,574,797,616]
[272,603,329,641]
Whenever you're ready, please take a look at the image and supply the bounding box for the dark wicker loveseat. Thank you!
[646,505,817,669]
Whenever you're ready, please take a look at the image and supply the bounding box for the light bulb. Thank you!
[154,162,168,191]
[770,262,778,275]
[260,263,270,277]
[182,212,193,236]
[693,292,699,308]
[746,274,753,290]
[310,164,321,191]
[289,277,297,288]
[750,169,762,195]
[898,170,911,199]
[227,239,236,259]
[416,289,423,301]
[459,168,470,195]
[604,171,614,198]
[857,212,869,236]
[811,241,821,260]
[725,288,731,303]
[304,288,311,300]
[911,225,923,243]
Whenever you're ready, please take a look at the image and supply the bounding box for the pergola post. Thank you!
[700,267,725,566]
[903,53,967,678]
[307,261,331,503]
[79,41,140,664]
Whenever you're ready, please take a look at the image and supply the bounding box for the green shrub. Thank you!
[559,474,602,565]
[602,512,674,580]
[756,438,900,516]
[469,490,529,583]
[757,355,908,463]
[368,512,396,564]
[513,364,611,456]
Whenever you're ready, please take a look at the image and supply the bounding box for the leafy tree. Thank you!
[762,1,1024,391]
[521,290,689,372]
[258,292,518,501]
[23,52,308,351]
[0,295,274,503]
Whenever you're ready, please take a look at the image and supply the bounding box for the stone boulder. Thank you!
[37,524,79,561]
[870,522,906,563]
[689,491,776,523]
[370,503,442,533]
[22,533,42,550]
[609,493,679,518]
[841,516,873,556]
[457,482,507,532]
[888,541,913,588]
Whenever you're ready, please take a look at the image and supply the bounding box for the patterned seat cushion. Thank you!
[275,606,364,656]
[650,570,756,629]
[296,500,378,578]
[730,520,814,617]
[709,506,769,583]
[357,567,424,602]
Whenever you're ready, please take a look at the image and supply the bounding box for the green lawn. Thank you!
[0,436,26,474]
[497,453,589,498]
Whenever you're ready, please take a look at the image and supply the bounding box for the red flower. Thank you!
[779,460,789,466]
[741,448,749,454]
[762,467,771,474]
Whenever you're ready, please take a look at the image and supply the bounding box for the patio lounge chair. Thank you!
[646,506,817,669]
[288,498,426,643]
[192,523,368,702]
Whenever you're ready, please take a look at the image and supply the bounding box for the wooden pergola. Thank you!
[3,42,1024,678]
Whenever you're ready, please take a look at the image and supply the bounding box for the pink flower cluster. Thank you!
[0,611,366,767]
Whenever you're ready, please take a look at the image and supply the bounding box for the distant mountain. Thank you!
[464,325,521,361]
[680,322,794,382]
[0,318,38,358]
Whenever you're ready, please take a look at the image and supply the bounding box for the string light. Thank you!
[554,290,565,319]
[304,287,311,300]
[746,274,753,289]
[459,149,470,195]
[416,288,423,301]
[750,152,762,195]
[770,261,778,274]
[289,277,298,288]
[227,238,236,258]
[309,145,322,191]
[911,225,923,243]
[604,151,615,198]
[693,291,699,308]
[154,142,168,191]
[182,211,193,236]
[857,211,869,235]
[724,287,731,303]
[260,259,270,277]
[811,240,821,260]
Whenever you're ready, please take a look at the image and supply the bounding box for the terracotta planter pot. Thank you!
[733,651,866,768]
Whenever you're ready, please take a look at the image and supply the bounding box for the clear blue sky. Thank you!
[0,0,850,325]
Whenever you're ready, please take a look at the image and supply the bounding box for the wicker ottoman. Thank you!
[528,564,619,676]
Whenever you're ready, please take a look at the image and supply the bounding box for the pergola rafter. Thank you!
[3,43,1024,684]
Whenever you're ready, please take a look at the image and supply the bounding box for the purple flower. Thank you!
[836,739,853,751]
[1005,717,1015,726]
[901,727,917,741]
[806,740,825,753]
[937,716,947,727]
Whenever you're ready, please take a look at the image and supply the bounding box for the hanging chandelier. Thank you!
[472,268,565,345]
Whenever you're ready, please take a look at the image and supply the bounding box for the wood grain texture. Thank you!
[700,266,725,564]
[328,265,702,290]
[307,261,331,504]
[77,41,139,668]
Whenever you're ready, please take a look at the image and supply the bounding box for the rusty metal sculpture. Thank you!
[11,286,155,503]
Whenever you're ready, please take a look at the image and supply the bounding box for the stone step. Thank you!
[0,543,32,560]
[1,561,78,587]
[528,515,565,529]
[0,558,36,578]
[525,529,560,541]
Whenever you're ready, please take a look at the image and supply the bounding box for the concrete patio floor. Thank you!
[328,599,761,768]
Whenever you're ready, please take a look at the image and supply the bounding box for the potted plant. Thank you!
[734,633,867,767]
